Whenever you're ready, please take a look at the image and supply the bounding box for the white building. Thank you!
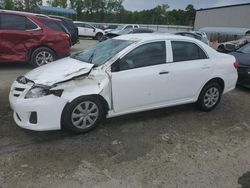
[194,3,250,30]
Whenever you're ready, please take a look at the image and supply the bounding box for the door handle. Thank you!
[159,71,169,75]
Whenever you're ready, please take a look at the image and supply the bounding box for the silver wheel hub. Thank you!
[36,51,53,66]
[71,101,99,129]
[204,87,219,108]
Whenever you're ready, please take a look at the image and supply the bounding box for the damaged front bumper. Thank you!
[9,81,68,131]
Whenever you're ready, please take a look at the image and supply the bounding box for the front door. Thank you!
[111,41,170,113]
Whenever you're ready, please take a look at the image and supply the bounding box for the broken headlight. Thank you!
[25,86,63,99]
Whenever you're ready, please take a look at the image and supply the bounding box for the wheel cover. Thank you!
[71,101,99,129]
[35,51,54,66]
[204,87,220,108]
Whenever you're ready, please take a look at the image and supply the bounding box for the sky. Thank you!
[122,0,250,11]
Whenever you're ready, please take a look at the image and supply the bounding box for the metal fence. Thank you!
[87,22,193,33]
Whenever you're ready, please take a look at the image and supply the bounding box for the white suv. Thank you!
[74,21,104,40]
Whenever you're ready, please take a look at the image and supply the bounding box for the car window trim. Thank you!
[26,17,41,31]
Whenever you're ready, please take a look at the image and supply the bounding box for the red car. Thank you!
[0,10,70,67]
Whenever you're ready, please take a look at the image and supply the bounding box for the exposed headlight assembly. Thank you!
[25,86,63,99]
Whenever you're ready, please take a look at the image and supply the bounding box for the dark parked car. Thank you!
[49,15,79,46]
[100,28,154,41]
[230,42,250,88]
[0,10,71,67]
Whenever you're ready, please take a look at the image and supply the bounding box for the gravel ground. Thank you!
[0,39,250,188]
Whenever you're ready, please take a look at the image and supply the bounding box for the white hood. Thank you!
[25,57,94,86]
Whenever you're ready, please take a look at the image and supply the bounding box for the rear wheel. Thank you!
[95,33,103,41]
[62,96,104,133]
[197,82,222,111]
[30,47,56,67]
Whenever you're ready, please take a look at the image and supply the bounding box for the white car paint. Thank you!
[74,21,104,38]
[108,24,140,34]
[9,34,238,131]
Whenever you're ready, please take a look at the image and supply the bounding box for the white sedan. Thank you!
[9,34,238,133]
[74,21,104,40]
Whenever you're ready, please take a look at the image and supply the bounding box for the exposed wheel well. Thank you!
[27,45,57,61]
[96,32,103,36]
[92,94,109,115]
[204,77,225,92]
[68,94,109,115]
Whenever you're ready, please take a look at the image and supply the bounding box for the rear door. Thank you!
[0,13,42,62]
[163,40,213,101]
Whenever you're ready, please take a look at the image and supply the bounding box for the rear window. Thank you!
[38,18,64,32]
[0,14,38,30]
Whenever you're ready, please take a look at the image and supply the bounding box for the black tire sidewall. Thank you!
[61,96,104,133]
[197,82,222,112]
[95,33,103,41]
[31,47,56,68]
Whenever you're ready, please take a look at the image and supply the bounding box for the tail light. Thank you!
[60,33,70,40]
[234,61,240,69]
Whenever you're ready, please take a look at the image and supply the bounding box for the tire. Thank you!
[95,33,103,41]
[197,82,222,112]
[30,47,56,67]
[61,96,105,133]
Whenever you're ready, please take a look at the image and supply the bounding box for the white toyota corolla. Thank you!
[9,34,238,133]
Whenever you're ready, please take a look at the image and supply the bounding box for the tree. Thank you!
[14,0,25,10]
[4,0,15,10]
[24,0,42,12]
[185,4,196,26]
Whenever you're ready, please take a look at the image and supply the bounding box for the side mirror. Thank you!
[93,28,96,32]
[111,59,120,72]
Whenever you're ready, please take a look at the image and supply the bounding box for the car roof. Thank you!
[115,33,200,43]
[0,9,48,17]
[49,15,72,21]
[0,10,62,22]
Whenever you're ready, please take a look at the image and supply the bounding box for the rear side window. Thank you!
[0,14,37,30]
[38,18,64,32]
[171,41,207,62]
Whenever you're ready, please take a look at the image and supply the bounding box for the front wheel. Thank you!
[95,33,103,41]
[197,82,222,111]
[62,96,104,133]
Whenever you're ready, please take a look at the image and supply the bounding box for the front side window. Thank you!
[171,41,207,62]
[75,23,84,27]
[115,41,166,71]
[84,24,93,29]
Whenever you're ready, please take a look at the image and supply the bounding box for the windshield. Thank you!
[237,43,250,54]
[118,28,132,35]
[71,39,134,66]
[107,25,118,29]
[116,25,125,30]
